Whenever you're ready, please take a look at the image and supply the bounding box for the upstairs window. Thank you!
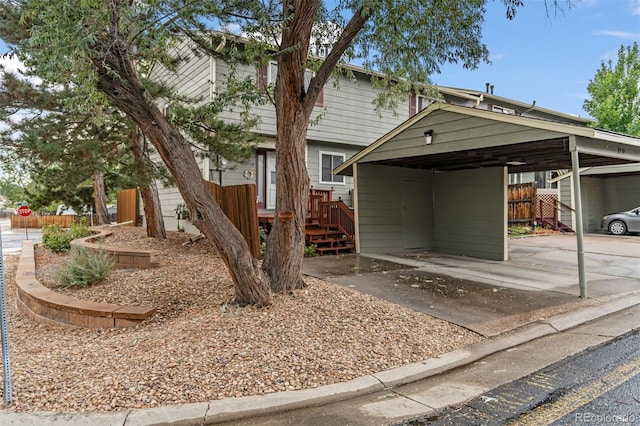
[320,151,345,184]
[257,62,324,106]
[409,93,433,117]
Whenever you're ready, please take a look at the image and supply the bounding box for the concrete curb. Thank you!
[4,292,640,425]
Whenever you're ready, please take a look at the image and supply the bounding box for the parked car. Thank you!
[601,206,640,235]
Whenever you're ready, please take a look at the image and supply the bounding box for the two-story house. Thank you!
[148,37,594,235]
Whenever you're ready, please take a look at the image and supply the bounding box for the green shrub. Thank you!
[304,244,317,257]
[55,246,114,289]
[41,218,92,252]
[259,228,268,257]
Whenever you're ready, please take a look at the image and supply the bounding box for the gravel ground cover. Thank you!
[1,226,482,413]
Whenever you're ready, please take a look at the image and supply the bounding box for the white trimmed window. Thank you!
[409,93,434,117]
[268,62,314,90]
[263,62,323,106]
[319,151,345,184]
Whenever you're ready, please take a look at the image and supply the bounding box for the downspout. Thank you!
[570,135,587,298]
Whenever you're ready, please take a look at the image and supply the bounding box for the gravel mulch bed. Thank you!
[1,226,482,413]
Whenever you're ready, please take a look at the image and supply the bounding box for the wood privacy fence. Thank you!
[117,188,139,225]
[203,181,260,259]
[10,215,77,229]
[508,182,537,227]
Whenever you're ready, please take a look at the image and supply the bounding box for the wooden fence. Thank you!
[203,181,260,259]
[117,188,139,225]
[10,215,77,229]
[508,182,537,227]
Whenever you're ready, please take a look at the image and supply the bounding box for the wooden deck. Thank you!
[259,187,356,255]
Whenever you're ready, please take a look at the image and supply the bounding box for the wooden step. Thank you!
[315,243,355,255]
[306,230,342,241]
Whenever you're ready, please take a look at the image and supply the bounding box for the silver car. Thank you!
[601,206,640,235]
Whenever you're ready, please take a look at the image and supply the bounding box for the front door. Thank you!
[266,151,277,209]
[256,150,277,210]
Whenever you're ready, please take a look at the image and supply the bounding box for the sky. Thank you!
[0,0,637,120]
[432,0,640,119]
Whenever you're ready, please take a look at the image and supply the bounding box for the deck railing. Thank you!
[318,200,355,244]
[537,198,574,232]
[308,187,334,223]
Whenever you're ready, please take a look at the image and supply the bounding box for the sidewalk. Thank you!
[4,293,640,426]
[2,234,640,425]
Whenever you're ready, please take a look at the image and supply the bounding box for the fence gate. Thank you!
[508,182,537,227]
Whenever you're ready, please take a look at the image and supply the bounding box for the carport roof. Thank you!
[334,103,640,176]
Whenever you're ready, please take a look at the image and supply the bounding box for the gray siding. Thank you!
[581,177,604,232]
[212,157,259,187]
[156,180,199,235]
[559,174,640,232]
[559,177,573,227]
[433,167,507,260]
[215,60,406,146]
[150,39,211,104]
[307,142,360,206]
[356,164,434,254]
[603,176,640,212]
[361,110,561,164]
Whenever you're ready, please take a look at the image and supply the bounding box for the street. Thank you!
[404,328,640,425]
[0,218,42,256]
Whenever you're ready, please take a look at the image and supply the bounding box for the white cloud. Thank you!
[0,55,26,74]
[595,30,640,39]
[631,0,640,15]
[0,55,42,86]
[490,53,506,61]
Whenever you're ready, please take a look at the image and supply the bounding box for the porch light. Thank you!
[507,161,526,166]
[424,129,434,145]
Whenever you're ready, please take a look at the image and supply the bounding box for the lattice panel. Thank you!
[537,192,558,219]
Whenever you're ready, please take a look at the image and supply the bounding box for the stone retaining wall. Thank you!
[15,239,156,329]
[70,227,160,269]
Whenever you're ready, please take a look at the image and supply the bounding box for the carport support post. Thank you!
[570,137,587,298]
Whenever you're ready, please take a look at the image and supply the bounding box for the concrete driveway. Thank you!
[303,233,640,336]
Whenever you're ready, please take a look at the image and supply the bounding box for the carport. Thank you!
[551,163,640,232]
[334,103,640,298]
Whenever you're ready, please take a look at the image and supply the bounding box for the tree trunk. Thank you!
[261,1,321,293]
[92,169,110,225]
[132,128,166,239]
[93,42,271,306]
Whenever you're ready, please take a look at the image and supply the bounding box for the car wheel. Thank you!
[608,220,627,235]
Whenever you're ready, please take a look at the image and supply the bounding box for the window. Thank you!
[267,62,313,89]
[409,93,433,117]
[259,62,324,106]
[319,151,345,184]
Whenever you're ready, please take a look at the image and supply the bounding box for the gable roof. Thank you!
[436,86,593,125]
[334,102,640,176]
[550,163,640,182]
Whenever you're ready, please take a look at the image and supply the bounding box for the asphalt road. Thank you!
[403,328,640,425]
